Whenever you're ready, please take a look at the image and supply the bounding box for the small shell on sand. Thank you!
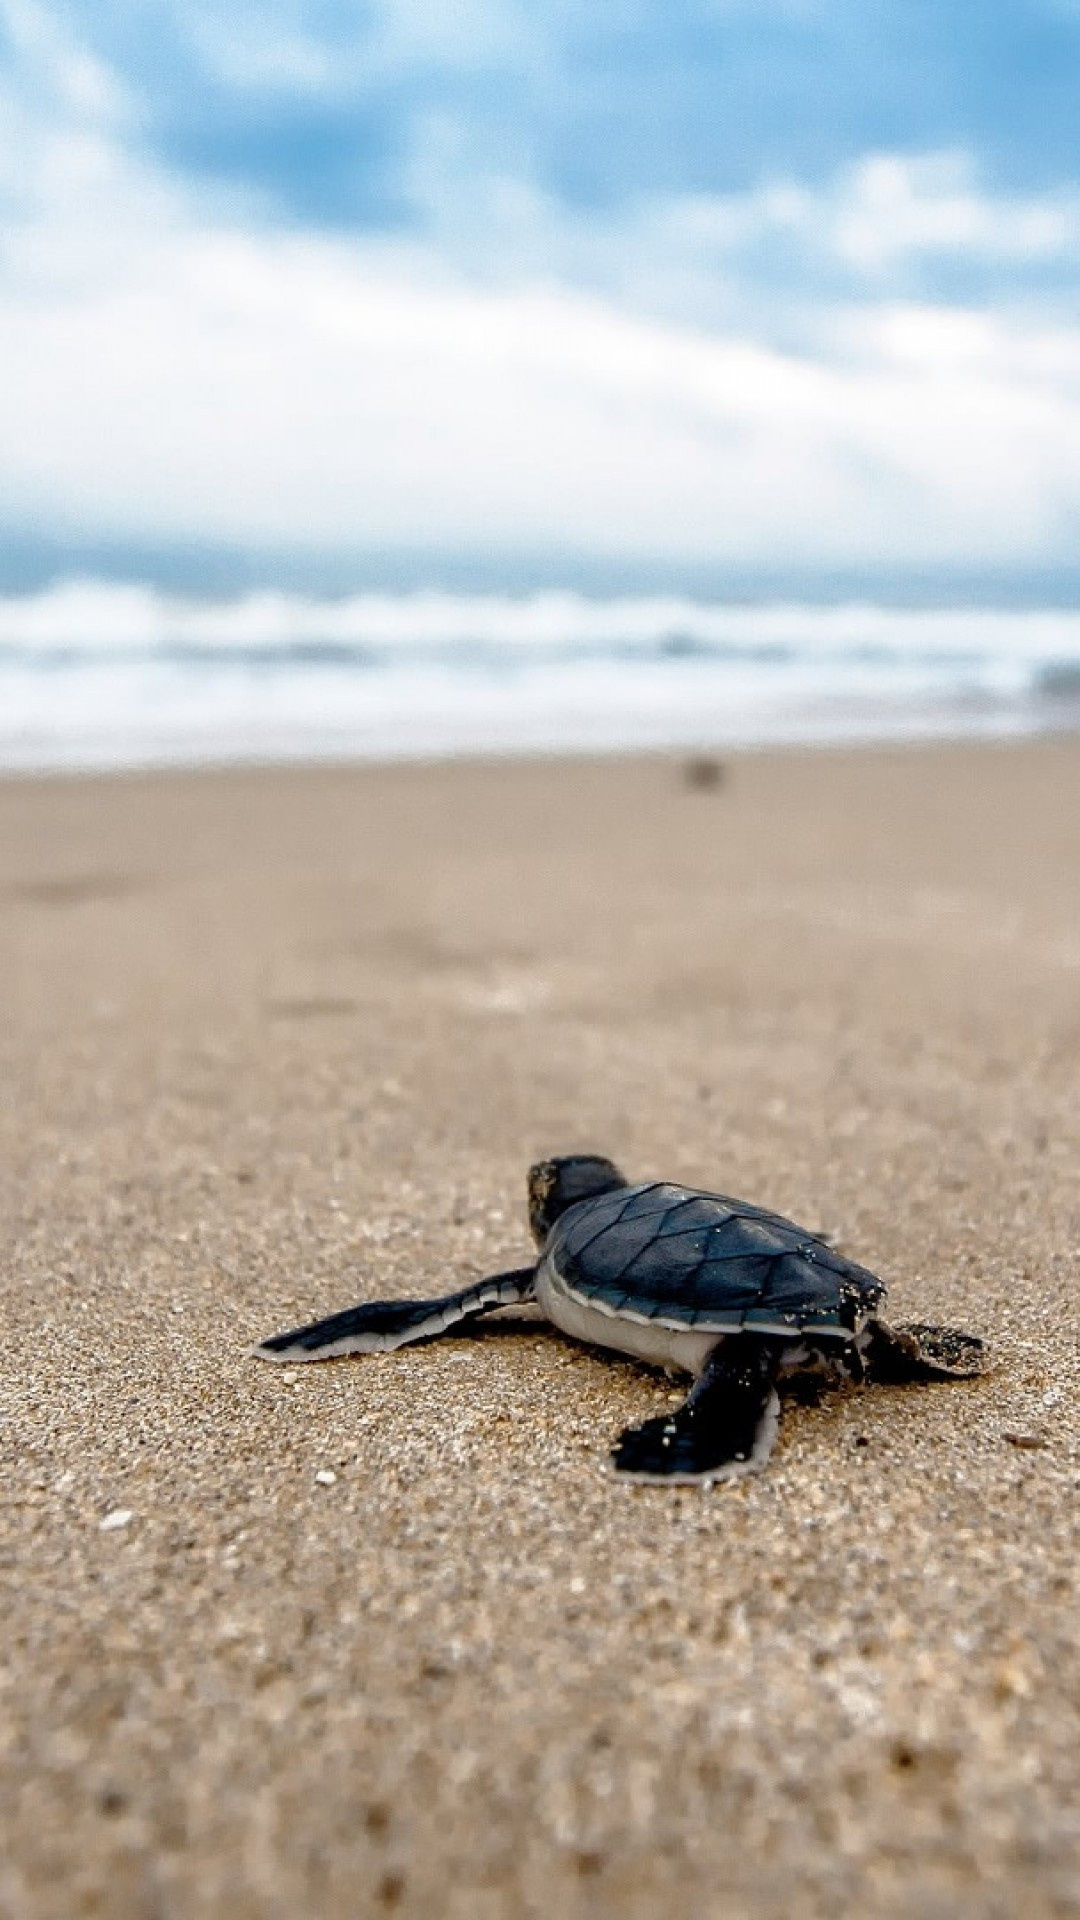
[98,1508,134,1532]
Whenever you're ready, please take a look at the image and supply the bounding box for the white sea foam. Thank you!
[5,581,1080,659]
[1,583,1079,771]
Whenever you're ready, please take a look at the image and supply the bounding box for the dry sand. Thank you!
[1,740,1078,1920]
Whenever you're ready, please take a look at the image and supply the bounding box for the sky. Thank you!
[1,0,1079,598]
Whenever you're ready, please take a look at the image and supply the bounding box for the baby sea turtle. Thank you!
[253,1155,988,1483]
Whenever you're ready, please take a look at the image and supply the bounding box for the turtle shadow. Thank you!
[444,1319,839,1395]
[438,1316,669,1379]
[443,1311,545,1342]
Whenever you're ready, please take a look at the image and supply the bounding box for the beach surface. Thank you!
[1,740,1078,1919]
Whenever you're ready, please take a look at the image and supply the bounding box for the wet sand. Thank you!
[1,740,1078,1919]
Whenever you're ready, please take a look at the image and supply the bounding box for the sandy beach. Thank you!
[1,738,1078,1919]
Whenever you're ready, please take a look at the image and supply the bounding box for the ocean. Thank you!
[2,582,1079,772]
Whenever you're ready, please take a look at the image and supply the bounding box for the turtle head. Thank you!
[527,1154,628,1246]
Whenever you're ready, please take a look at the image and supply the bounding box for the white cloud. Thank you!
[827,151,1080,269]
[367,0,542,71]
[178,0,541,99]
[1,4,1080,574]
[182,17,340,97]
[391,141,1080,348]
[4,200,1079,566]
[1,0,124,119]
[687,148,1080,273]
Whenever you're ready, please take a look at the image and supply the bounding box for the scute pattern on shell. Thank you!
[549,1182,886,1335]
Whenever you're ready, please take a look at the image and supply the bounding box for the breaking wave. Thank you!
[2,582,1079,771]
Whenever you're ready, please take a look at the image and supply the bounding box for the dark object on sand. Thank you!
[253,1156,988,1484]
[682,755,726,790]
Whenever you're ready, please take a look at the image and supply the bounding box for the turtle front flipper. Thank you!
[251,1268,536,1362]
[611,1336,783,1484]
[862,1318,989,1382]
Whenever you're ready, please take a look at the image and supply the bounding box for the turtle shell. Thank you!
[546,1181,885,1339]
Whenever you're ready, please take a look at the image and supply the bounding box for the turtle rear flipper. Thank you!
[612,1335,782,1484]
[252,1268,535,1362]
[863,1318,989,1382]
